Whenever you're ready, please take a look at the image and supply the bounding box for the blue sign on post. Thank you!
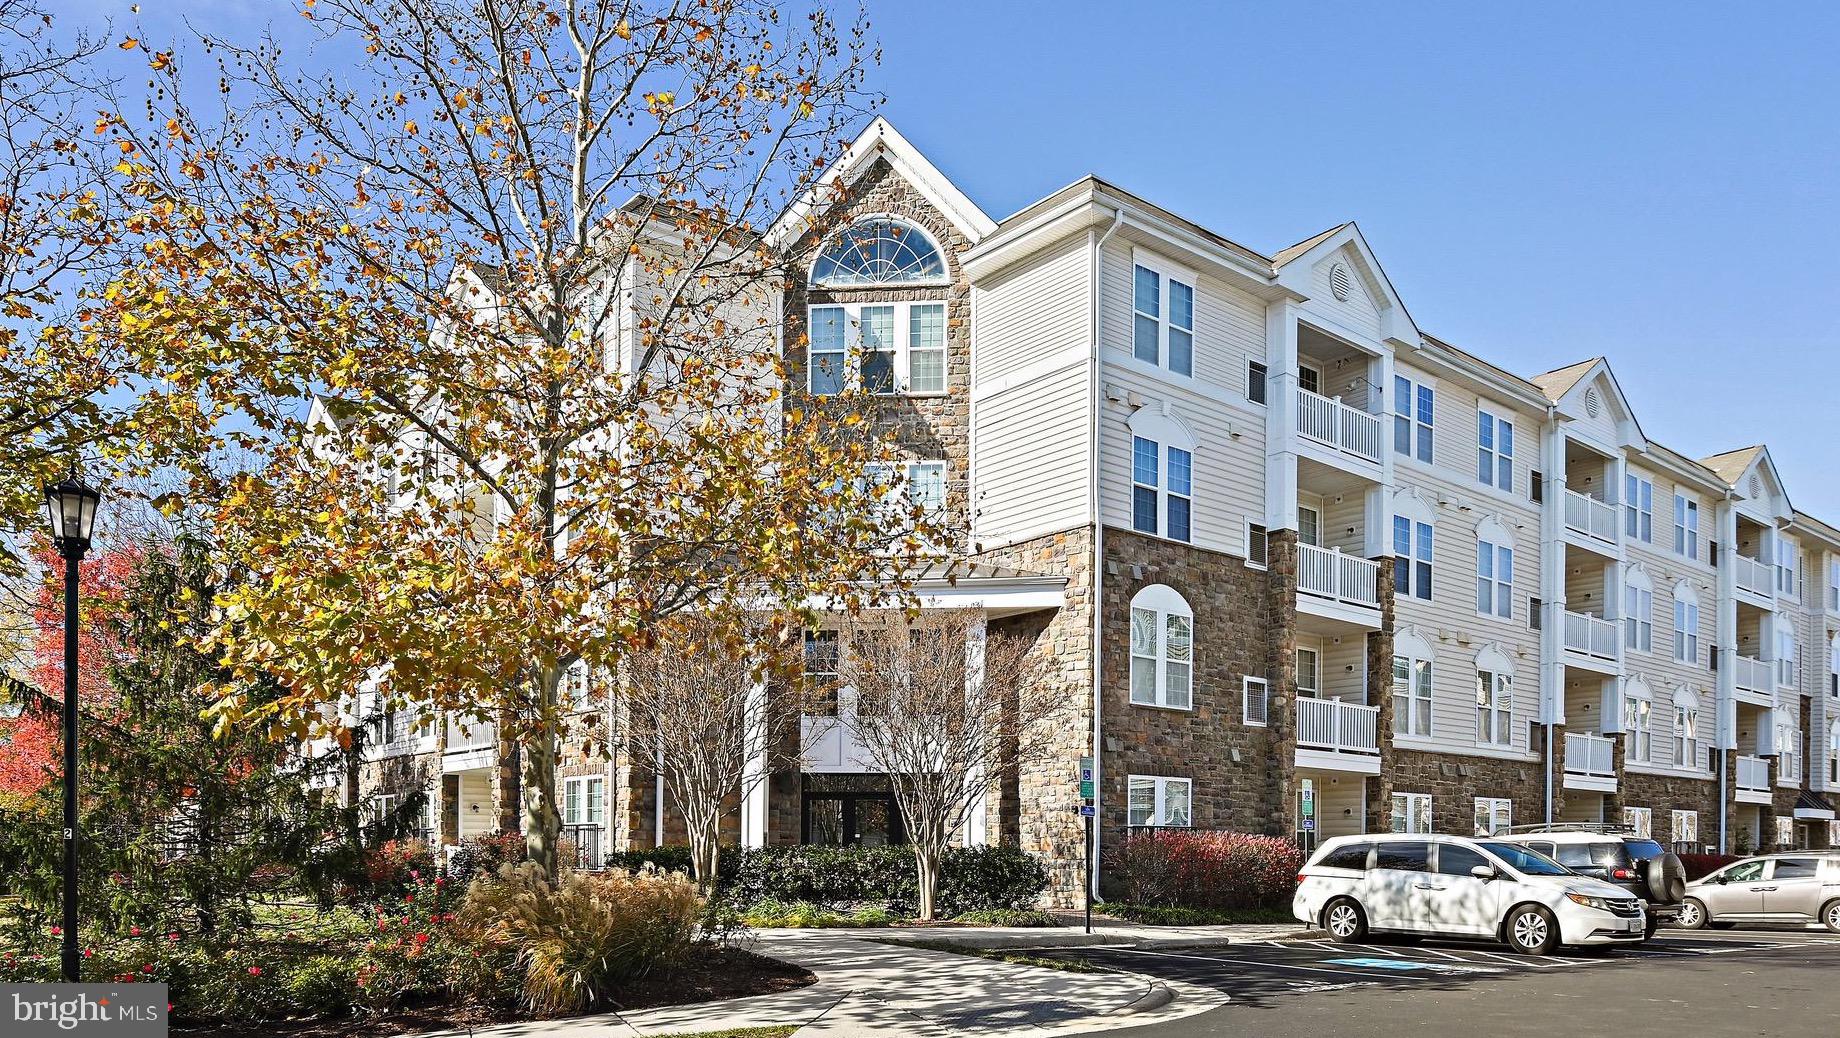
[1079,805,1095,817]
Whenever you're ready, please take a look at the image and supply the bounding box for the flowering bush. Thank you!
[359,838,437,896]
[460,863,701,1015]
[1107,831,1303,910]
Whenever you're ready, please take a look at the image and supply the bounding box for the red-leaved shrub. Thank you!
[1108,831,1303,910]
[1678,852,1742,881]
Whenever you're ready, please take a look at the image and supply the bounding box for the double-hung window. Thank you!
[1477,408,1513,490]
[1671,810,1698,845]
[806,301,948,396]
[1131,436,1192,542]
[1476,538,1512,619]
[1393,376,1434,463]
[1127,775,1192,827]
[1624,694,1653,764]
[1624,474,1654,542]
[1132,262,1195,377]
[864,460,949,535]
[1673,494,1699,561]
[1623,806,1653,839]
[1778,629,1799,689]
[1390,792,1433,834]
[562,776,605,827]
[1476,669,1512,747]
[1675,704,1699,769]
[1392,655,1432,737]
[1673,596,1699,664]
[1394,516,1433,600]
[1474,797,1512,837]
[1130,588,1194,709]
[1625,583,1653,652]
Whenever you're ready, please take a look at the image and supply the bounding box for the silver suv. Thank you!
[1679,853,1840,932]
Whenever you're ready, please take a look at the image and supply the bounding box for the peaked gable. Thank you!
[1702,444,1792,517]
[1534,357,1647,451]
[768,117,995,251]
[1272,222,1418,348]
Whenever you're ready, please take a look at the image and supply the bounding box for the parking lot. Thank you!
[1075,929,1840,1037]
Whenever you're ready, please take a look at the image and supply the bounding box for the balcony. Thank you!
[1297,543,1381,609]
[1562,489,1619,548]
[1561,609,1620,664]
[1736,754,1771,801]
[1734,554,1773,600]
[1295,386,1382,465]
[1563,732,1617,792]
[1296,697,1380,755]
[1733,654,1773,700]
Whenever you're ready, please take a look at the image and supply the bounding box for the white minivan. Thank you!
[1294,832,1647,954]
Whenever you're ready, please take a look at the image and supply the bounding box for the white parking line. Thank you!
[1351,944,1405,957]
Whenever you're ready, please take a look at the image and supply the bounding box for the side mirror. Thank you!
[1470,865,1497,881]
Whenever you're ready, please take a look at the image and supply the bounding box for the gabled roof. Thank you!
[1272,223,1352,269]
[1699,445,1767,487]
[1530,357,1603,403]
[767,117,997,250]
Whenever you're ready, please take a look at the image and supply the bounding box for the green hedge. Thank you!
[606,845,1047,916]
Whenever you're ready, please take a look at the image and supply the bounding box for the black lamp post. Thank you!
[43,472,100,984]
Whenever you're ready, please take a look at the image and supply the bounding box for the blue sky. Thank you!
[109,2,1840,514]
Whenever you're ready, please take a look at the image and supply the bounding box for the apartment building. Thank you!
[327,118,1840,899]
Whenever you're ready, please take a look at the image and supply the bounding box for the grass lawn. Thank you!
[871,937,1115,975]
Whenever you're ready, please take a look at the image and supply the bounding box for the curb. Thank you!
[1103,981,1178,1015]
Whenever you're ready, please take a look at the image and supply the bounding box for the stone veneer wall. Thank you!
[1383,749,1545,836]
[1098,528,1284,867]
[975,526,1096,906]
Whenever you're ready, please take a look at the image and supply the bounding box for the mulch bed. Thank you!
[174,946,816,1038]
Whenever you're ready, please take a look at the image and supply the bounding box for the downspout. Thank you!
[1719,486,1736,854]
[1088,208,1126,901]
[1543,402,1557,827]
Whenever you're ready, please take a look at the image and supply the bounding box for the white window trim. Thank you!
[1673,492,1700,561]
[1673,695,1701,771]
[1130,585,1195,711]
[1473,797,1512,837]
[1243,675,1269,727]
[1671,809,1698,845]
[562,775,606,827]
[1673,593,1699,664]
[1624,691,1653,765]
[1394,514,1433,601]
[1390,792,1433,834]
[1475,535,1513,621]
[1625,580,1654,654]
[1393,374,1435,464]
[1476,668,1513,748]
[1623,806,1653,839]
[1392,651,1433,738]
[1624,473,1654,543]
[1476,404,1514,491]
[1127,774,1193,828]
[1245,520,1269,570]
[1130,251,1197,378]
[805,300,950,397]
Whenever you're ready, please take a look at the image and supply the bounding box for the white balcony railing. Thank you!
[1296,697,1380,754]
[1565,732,1616,777]
[445,717,497,752]
[1734,554,1773,598]
[1561,609,1620,661]
[1733,654,1772,696]
[1736,754,1771,791]
[1295,386,1382,464]
[1296,542,1381,609]
[1562,489,1619,545]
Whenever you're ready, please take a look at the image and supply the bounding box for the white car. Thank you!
[1294,833,1647,954]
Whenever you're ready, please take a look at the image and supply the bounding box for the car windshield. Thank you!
[1479,841,1572,876]
[1623,839,1665,860]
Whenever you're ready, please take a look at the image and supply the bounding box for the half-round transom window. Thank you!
[811,217,946,287]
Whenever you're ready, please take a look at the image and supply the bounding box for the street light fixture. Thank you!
[43,472,100,984]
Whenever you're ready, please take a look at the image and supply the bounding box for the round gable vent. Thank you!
[1329,263,1352,301]
[1583,387,1602,418]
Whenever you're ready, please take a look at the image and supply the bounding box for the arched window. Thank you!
[1474,643,1514,747]
[811,217,947,287]
[1672,687,1702,770]
[1475,516,1515,620]
[1392,627,1434,738]
[1129,584,1193,710]
[1622,677,1653,764]
[1672,581,1700,664]
[1624,566,1653,653]
[1127,405,1196,543]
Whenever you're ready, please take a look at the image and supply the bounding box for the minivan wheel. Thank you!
[1677,898,1708,930]
[1822,899,1840,935]
[1324,898,1368,942]
[1504,905,1560,955]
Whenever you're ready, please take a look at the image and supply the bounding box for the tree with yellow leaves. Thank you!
[97,0,920,879]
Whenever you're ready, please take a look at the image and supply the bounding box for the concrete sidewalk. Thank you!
[430,923,1290,1038]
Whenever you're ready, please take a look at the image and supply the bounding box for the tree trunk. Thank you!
[523,731,560,881]
[687,812,721,894]
[914,847,941,922]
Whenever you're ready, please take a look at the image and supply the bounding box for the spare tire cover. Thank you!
[1647,851,1687,903]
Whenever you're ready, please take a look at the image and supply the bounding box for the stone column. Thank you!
[1266,528,1300,839]
[1366,548,1396,835]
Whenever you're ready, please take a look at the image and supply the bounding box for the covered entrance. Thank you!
[802,791,904,846]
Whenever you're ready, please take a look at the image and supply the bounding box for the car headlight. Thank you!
[1565,893,1615,911]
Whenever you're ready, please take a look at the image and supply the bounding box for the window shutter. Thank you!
[1530,470,1543,503]
[1529,596,1542,630]
[1247,361,1268,404]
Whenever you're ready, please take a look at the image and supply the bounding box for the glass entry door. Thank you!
[802,793,905,846]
